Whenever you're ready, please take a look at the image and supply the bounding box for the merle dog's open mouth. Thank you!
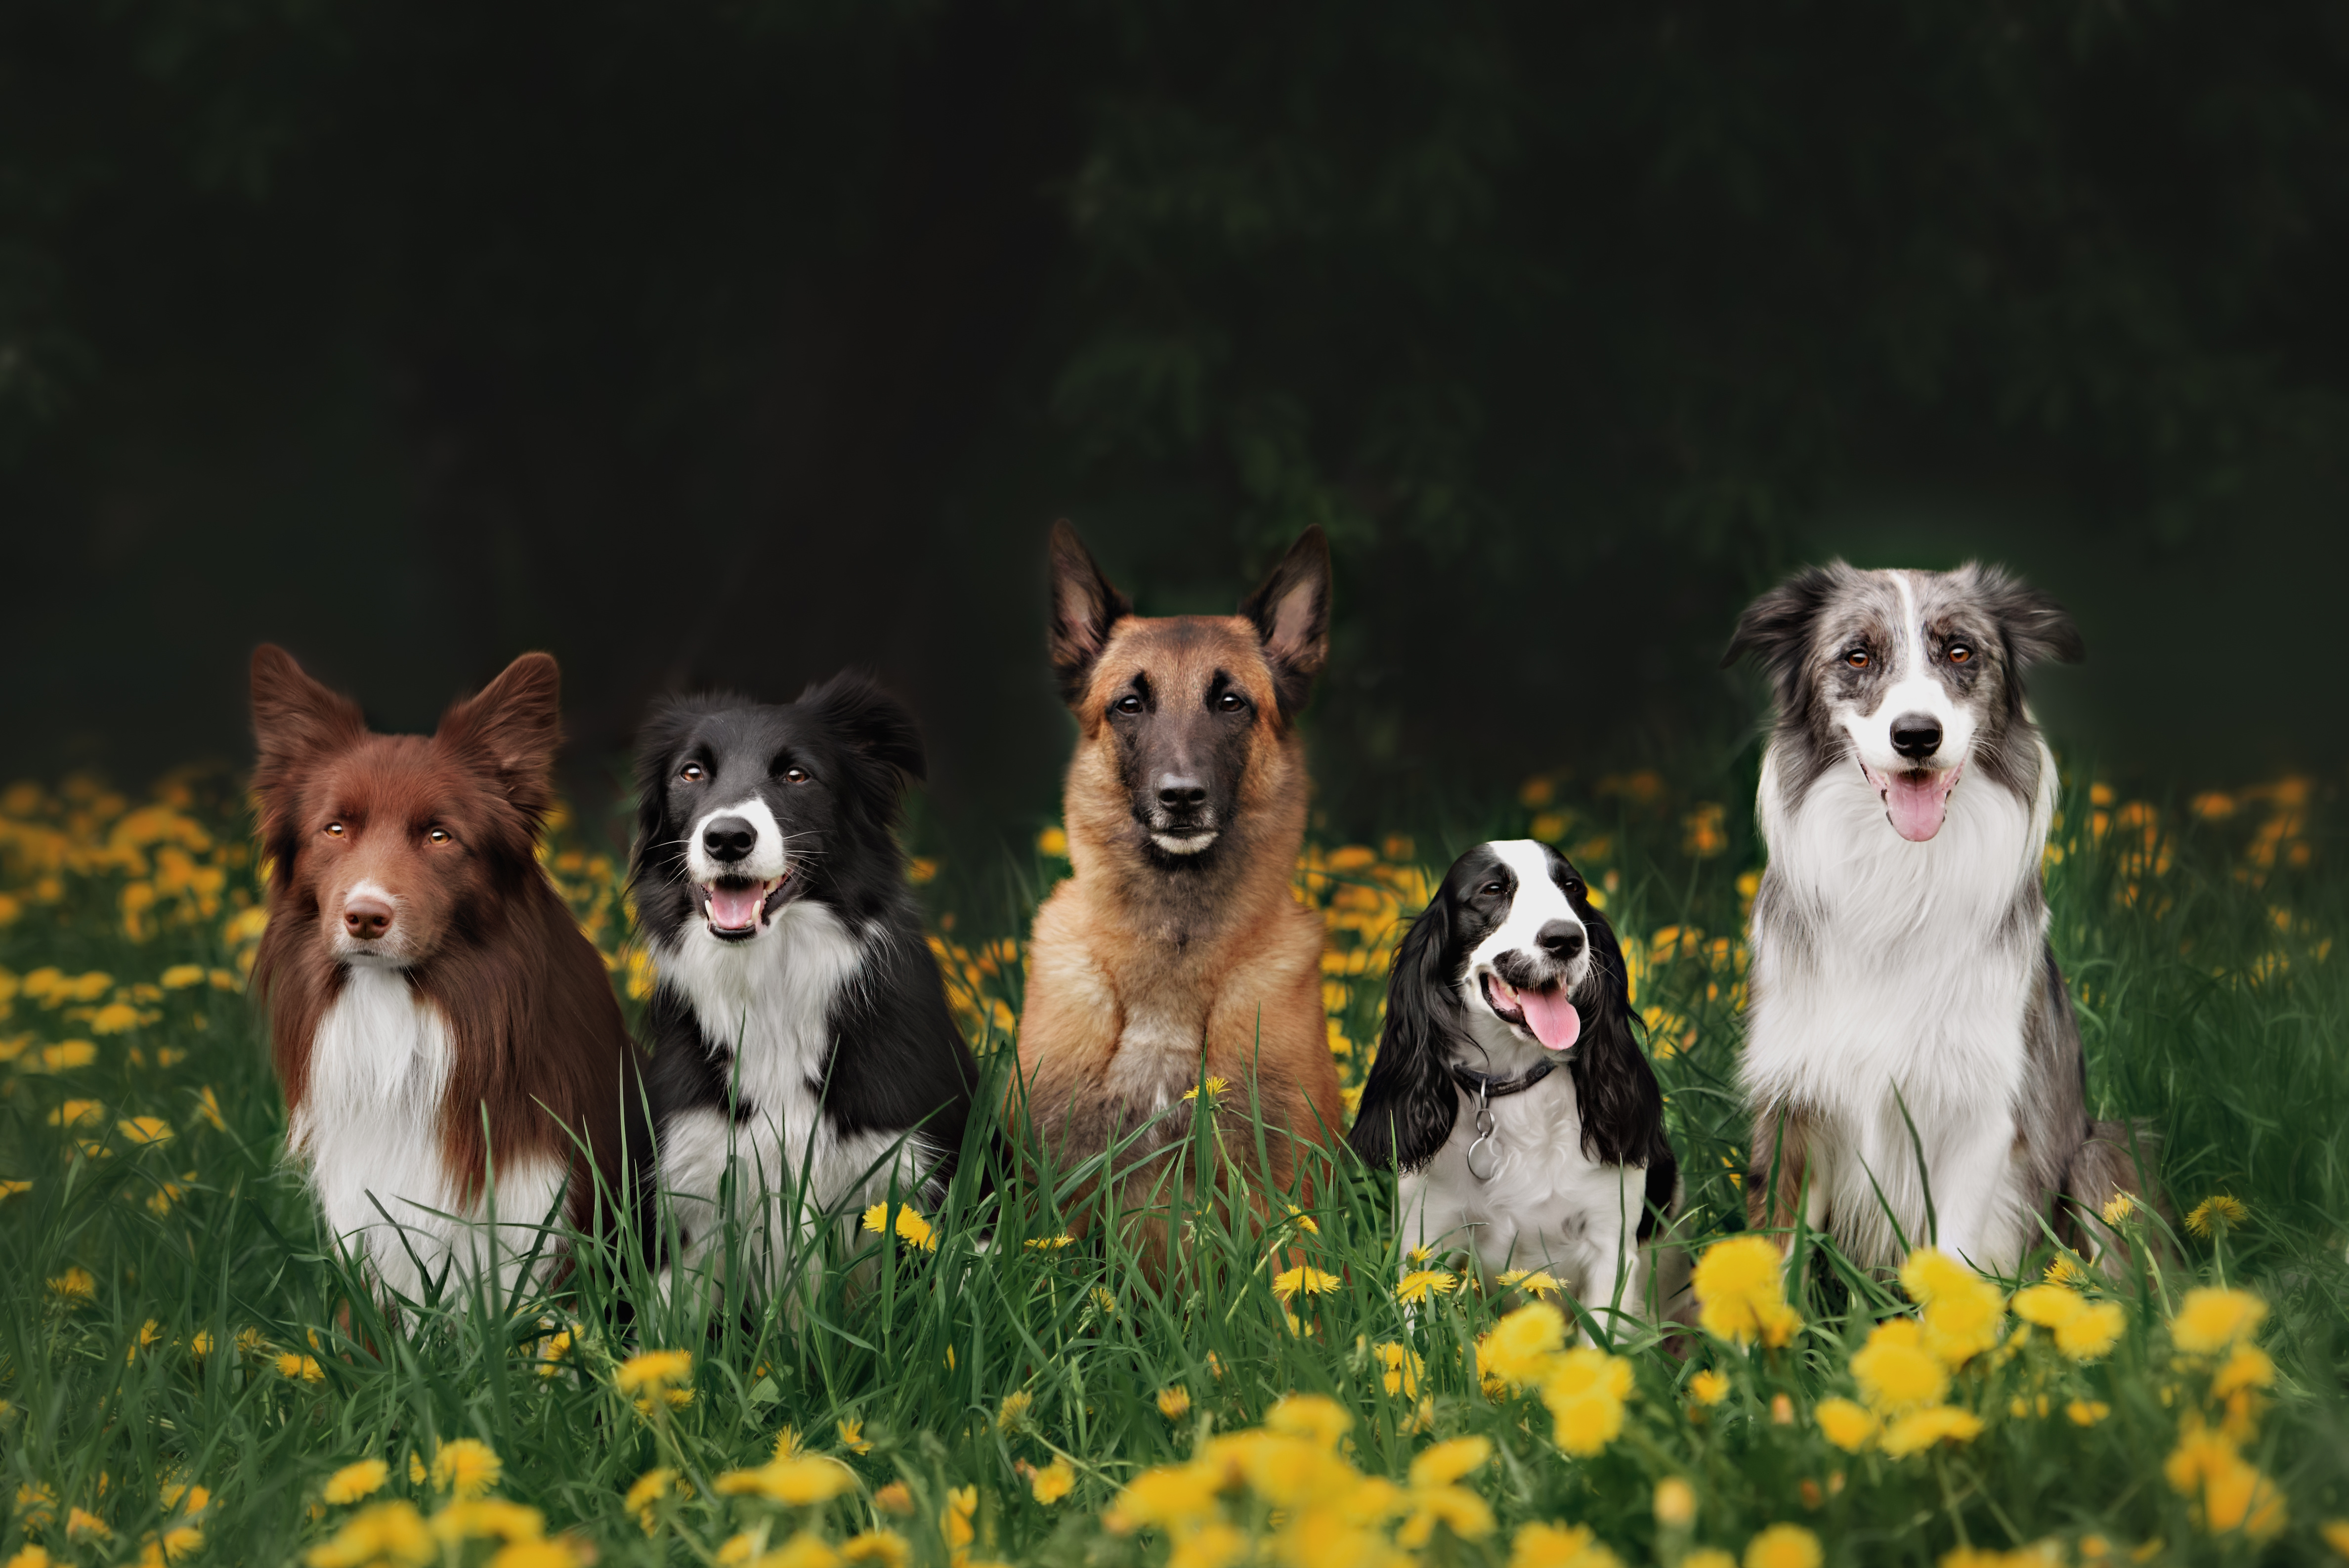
[1478,972,1582,1051]
[701,875,788,940]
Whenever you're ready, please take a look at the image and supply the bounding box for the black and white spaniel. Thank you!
[1349,840,1679,1328]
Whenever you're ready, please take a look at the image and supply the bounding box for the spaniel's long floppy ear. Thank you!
[435,652,563,830]
[1566,898,1670,1173]
[1347,892,1463,1175]
[1047,520,1131,707]
[1241,526,1331,720]
[250,644,366,856]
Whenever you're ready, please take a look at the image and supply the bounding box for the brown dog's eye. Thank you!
[324,822,344,837]
[1947,644,1971,663]
[1845,650,1870,669]
[1114,695,1143,715]
[1216,692,1246,713]
[680,763,704,782]
[782,767,809,784]
[427,827,452,845]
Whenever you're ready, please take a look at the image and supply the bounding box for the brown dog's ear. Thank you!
[1241,525,1332,719]
[250,645,366,809]
[436,652,562,820]
[1047,520,1131,706]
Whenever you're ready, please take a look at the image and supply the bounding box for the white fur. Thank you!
[685,795,789,887]
[1149,831,1218,856]
[1744,571,2060,1273]
[1838,571,1976,778]
[652,900,931,1295]
[291,966,566,1305]
[1460,839,1591,1018]
[332,877,411,964]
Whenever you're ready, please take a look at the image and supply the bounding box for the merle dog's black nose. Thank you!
[1537,920,1585,962]
[702,815,756,862]
[1890,714,1943,761]
[1156,774,1207,810]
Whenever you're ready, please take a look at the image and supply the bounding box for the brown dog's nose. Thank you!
[343,896,394,941]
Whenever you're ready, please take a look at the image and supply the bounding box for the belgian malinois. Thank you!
[1015,522,1344,1267]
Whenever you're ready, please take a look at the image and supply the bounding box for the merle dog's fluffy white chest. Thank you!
[291,966,562,1304]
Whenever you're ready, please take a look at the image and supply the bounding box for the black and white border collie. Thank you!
[1727,562,2158,1274]
[1349,840,1679,1329]
[631,673,978,1293]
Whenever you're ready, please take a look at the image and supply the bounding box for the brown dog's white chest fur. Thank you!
[1015,524,1343,1206]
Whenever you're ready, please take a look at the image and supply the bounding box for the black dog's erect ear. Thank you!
[1241,526,1332,720]
[802,669,927,785]
[1346,892,1463,1176]
[1722,562,1850,716]
[1971,562,2087,669]
[1046,520,1131,707]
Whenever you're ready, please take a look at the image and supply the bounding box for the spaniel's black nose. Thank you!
[1536,920,1585,962]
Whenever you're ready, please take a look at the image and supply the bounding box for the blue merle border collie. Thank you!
[1349,840,1680,1331]
[1727,562,2162,1276]
[631,673,977,1293]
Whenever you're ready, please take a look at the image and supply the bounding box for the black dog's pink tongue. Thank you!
[707,883,764,930]
[1520,987,1581,1051]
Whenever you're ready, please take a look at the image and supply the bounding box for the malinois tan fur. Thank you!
[1016,522,1344,1256]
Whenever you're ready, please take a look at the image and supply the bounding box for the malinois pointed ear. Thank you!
[1242,526,1332,719]
[436,652,563,822]
[250,645,366,808]
[1046,520,1131,707]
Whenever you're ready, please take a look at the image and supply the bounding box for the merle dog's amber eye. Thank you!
[1947,644,1971,663]
[427,827,452,845]
[680,763,704,782]
[1846,650,1870,669]
[1114,695,1143,715]
[783,766,809,784]
[324,822,344,837]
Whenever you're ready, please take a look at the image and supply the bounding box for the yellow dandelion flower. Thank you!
[161,965,205,990]
[1270,1265,1342,1303]
[614,1349,692,1394]
[322,1460,387,1504]
[712,1456,854,1506]
[2184,1194,2249,1238]
[997,1389,1035,1433]
[2100,1191,2136,1225]
[2043,1254,2090,1286]
[1024,1234,1074,1250]
[0,1180,30,1200]
[1374,1341,1424,1398]
[430,1498,544,1543]
[1480,1301,1566,1386]
[1851,1320,1948,1413]
[872,1482,915,1516]
[46,1265,95,1301]
[275,1353,324,1383]
[1541,1346,1634,1457]
[2318,1520,2349,1560]
[836,1417,871,1454]
[2067,1399,2111,1426]
[534,1328,574,1378]
[118,1116,173,1145]
[1181,1076,1230,1102]
[1037,826,1068,857]
[1689,1368,1731,1405]
[305,1501,433,1568]
[48,1099,105,1127]
[1691,1235,1800,1347]
[1879,1403,1984,1456]
[1029,1458,1074,1505]
[2171,1287,2267,1356]
[840,1530,910,1567]
[1507,1520,1622,1568]
[1743,1523,1822,1568]
[625,1468,679,1533]
[2165,1425,2286,1540]
[1156,1385,1192,1421]
[430,1439,503,1499]
[1653,1476,1697,1530]
[2053,1300,2125,1361]
[858,1201,938,1252]
[1396,1268,1458,1303]
[1814,1397,1877,1452]
[66,1508,111,1540]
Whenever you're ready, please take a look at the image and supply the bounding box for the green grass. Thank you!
[0,763,2344,1568]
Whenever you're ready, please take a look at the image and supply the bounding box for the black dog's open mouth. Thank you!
[701,875,788,940]
[1478,972,1582,1051]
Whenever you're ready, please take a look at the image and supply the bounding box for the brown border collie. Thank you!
[250,645,645,1304]
[1014,523,1344,1262]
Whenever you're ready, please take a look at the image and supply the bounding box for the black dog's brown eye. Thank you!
[324,822,344,837]
[1216,692,1245,712]
[680,763,704,782]
[427,827,452,845]
[783,767,809,784]
[1947,644,1971,663]
[1114,695,1143,715]
[1845,650,1870,669]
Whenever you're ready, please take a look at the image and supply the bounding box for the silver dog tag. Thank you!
[1465,1085,1499,1181]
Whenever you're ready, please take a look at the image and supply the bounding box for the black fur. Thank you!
[1348,842,1677,1235]
[630,672,978,1190]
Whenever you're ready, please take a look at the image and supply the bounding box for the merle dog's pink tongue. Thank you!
[1520,988,1581,1051]
[1884,772,1951,842]
[707,884,765,930]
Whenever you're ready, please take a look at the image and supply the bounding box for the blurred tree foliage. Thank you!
[3,1,2346,829]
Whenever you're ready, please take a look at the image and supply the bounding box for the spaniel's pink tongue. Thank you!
[1520,988,1581,1051]
[707,883,765,930]
[1883,769,1957,843]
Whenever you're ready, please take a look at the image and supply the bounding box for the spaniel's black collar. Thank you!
[1449,1059,1557,1101]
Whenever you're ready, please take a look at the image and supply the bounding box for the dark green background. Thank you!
[5,2,2344,845]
